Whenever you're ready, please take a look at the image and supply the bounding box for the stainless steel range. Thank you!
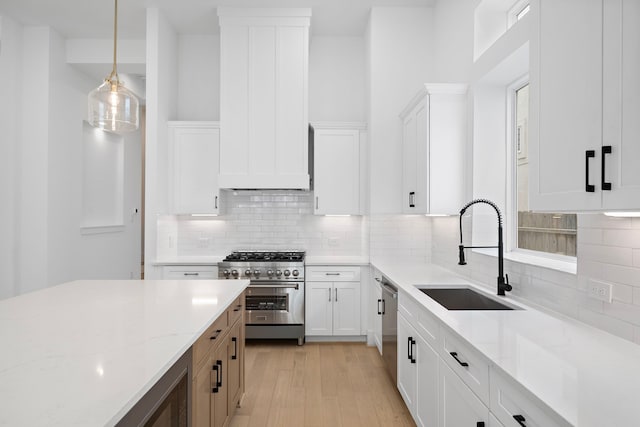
[218,251,305,345]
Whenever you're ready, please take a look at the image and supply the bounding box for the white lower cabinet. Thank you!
[395,289,569,427]
[372,274,383,355]
[305,266,361,337]
[398,312,438,427]
[439,360,489,427]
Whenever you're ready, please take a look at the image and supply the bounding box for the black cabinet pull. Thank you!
[449,351,469,367]
[407,337,413,361]
[210,329,222,340]
[381,299,385,315]
[513,414,526,426]
[409,191,416,208]
[410,339,416,364]
[212,363,220,393]
[585,150,595,192]
[476,423,485,427]
[602,145,612,190]
[232,337,238,360]
[217,360,223,388]
[377,299,382,315]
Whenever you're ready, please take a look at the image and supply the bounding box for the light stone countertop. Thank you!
[0,279,249,427]
[152,256,225,265]
[304,255,369,266]
[372,260,640,427]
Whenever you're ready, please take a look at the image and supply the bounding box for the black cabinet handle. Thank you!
[217,360,223,388]
[377,299,382,315]
[410,339,416,363]
[183,272,199,276]
[381,299,385,315]
[215,195,218,209]
[407,337,413,361]
[212,362,220,393]
[232,337,238,360]
[585,150,595,192]
[476,423,485,427]
[449,351,469,367]
[513,414,526,426]
[409,191,416,208]
[602,145,612,190]
[210,329,222,340]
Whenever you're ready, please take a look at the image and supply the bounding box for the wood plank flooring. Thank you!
[229,341,416,427]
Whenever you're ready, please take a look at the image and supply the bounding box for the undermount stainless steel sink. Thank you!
[416,286,519,311]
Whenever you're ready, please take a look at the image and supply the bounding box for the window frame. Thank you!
[505,76,577,265]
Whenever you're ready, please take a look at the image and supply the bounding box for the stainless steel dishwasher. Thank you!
[381,278,398,384]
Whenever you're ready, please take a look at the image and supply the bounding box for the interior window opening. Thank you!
[514,83,577,257]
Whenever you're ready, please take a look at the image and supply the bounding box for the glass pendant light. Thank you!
[88,0,139,133]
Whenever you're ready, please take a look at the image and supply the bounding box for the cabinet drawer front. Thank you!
[441,329,490,405]
[162,265,218,279]
[305,266,360,281]
[192,313,229,373]
[490,369,570,427]
[228,293,244,326]
[398,292,439,346]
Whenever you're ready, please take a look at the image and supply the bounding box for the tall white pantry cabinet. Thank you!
[529,0,640,211]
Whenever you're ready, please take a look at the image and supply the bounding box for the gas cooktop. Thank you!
[222,251,305,262]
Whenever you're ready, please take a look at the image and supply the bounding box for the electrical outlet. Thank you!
[587,280,612,303]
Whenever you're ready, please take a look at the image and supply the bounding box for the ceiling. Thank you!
[0,0,437,39]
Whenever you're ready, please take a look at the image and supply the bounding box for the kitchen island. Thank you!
[0,279,248,426]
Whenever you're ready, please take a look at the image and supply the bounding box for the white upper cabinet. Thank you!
[313,124,363,215]
[218,8,311,190]
[168,121,220,215]
[530,0,640,211]
[400,84,467,215]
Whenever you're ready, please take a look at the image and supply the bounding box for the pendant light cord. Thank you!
[109,0,119,82]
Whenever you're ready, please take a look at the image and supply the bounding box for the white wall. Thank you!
[309,36,366,122]
[145,8,179,279]
[0,16,22,299]
[177,34,220,120]
[0,18,142,299]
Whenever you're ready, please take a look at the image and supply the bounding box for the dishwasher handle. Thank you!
[381,282,398,299]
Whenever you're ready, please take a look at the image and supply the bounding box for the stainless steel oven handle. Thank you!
[249,283,300,289]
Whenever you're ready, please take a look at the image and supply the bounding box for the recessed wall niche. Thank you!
[81,121,124,231]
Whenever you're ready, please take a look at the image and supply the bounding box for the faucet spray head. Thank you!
[458,245,467,265]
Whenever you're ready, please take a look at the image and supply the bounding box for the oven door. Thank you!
[245,282,304,325]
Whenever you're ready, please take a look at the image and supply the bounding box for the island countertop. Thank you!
[0,279,249,427]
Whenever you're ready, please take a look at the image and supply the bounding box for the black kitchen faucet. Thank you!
[457,199,512,296]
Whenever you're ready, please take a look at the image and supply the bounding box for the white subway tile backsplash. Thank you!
[577,243,634,266]
[157,190,367,257]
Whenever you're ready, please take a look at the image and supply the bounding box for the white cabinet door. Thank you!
[529,0,603,211]
[400,84,466,215]
[305,282,333,336]
[530,0,640,211]
[218,8,310,189]
[333,282,361,335]
[169,122,220,215]
[397,313,417,415]
[601,0,640,209]
[314,128,360,215]
[415,334,438,427]
[439,360,489,427]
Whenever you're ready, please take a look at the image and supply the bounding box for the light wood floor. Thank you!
[229,341,416,427]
